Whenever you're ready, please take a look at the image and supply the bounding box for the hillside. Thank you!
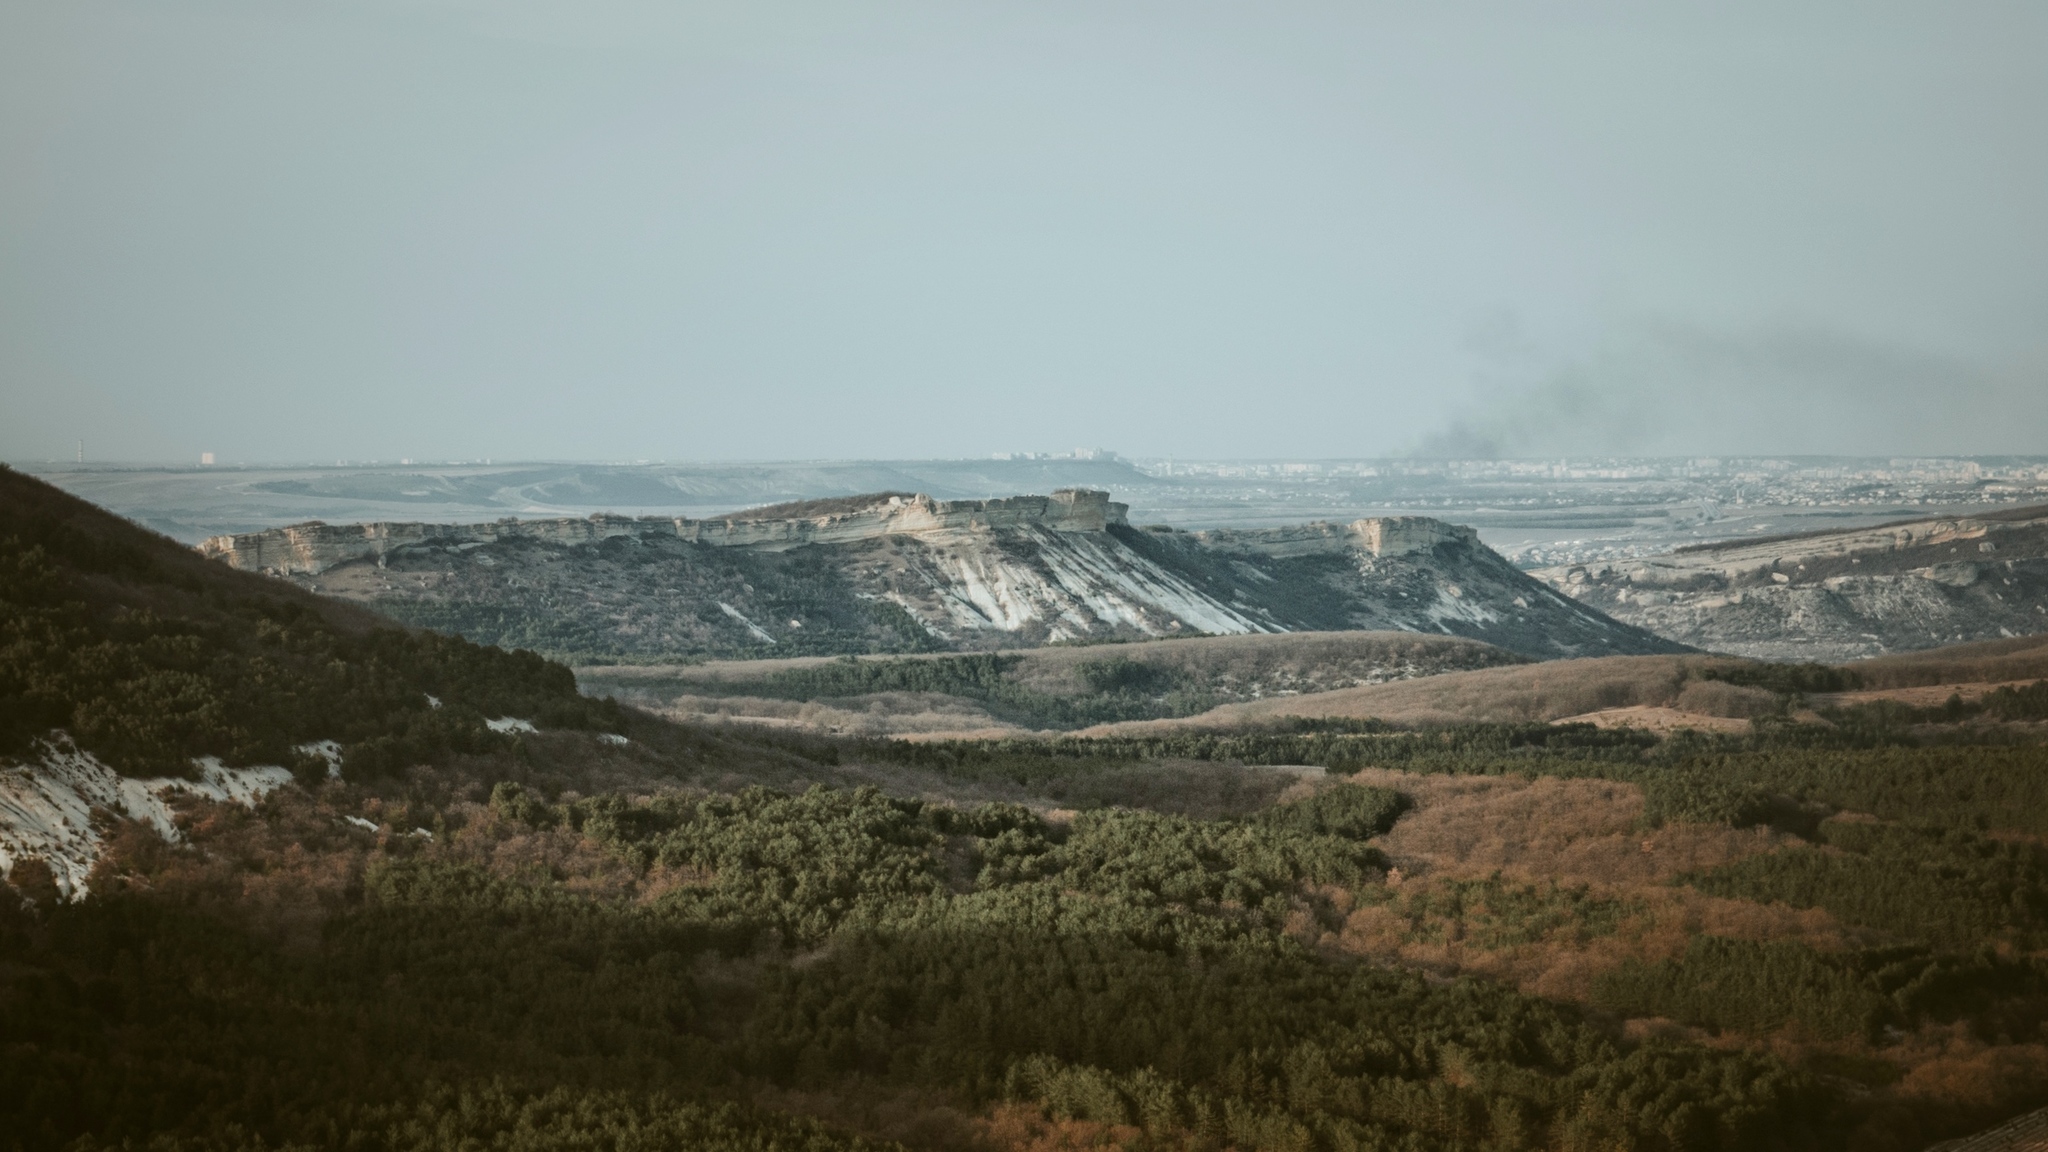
[1840,633,2048,690]
[1074,654,1749,731]
[1533,505,2048,661]
[13,467,2048,1152]
[0,465,636,894]
[1076,637,2048,735]
[199,489,1685,662]
[579,630,1529,737]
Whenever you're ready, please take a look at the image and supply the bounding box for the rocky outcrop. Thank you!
[0,737,294,900]
[1127,517,1684,660]
[199,489,1129,575]
[1535,506,2048,660]
[1190,516,1477,560]
[199,491,1683,662]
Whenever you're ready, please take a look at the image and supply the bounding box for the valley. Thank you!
[12,2,2044,1146]
[7,465,2048,1152]
[577,630,1527,738]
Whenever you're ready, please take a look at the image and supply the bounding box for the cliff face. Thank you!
[200,490,1682,662]
[1186,516,1477,560]
[199,489,1128,575]
[1534,505,2048,660]
[1125,517,1683,660]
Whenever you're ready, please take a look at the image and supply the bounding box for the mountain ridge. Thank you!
[199,489,1687,662]
[1536,503,2048,660]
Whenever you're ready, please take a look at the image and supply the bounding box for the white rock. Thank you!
[0,737,293,901]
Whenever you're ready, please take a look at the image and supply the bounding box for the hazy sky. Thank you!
[3,1,2044,463]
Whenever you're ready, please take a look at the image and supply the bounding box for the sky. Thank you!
[2,0,2044,464]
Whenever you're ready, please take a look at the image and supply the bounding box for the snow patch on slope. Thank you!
[0,738,294,901]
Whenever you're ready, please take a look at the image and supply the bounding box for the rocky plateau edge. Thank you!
[1535,504,2048,661]
[201,491,1683,662]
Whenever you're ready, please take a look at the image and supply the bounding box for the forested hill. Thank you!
[0,464,620,780]
[11,464,2048,1152]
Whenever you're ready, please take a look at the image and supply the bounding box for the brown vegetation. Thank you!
[1846,635,2048,690]
[1078,634,2048,736]
[1087,654,1750,733]
[1292,769,1851,1005]
[1551,706,1754,734]
[1003,630,1524,694]
[583,630,1525,738]
[1351,769,1791,887]
[652,691,1025,739]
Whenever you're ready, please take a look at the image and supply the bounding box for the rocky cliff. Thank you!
[1534,504,2048,660]
[202,490,1684,662]
[200,489,1128,574]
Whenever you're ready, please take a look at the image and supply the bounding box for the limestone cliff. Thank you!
[199,489,1128,575]
[1534,504,2048,660]
[199,491,1682,662]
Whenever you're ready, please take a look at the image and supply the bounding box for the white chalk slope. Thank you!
[0,737,295,900]
[901,524,1269,641]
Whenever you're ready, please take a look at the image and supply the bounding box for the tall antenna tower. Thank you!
[76,439,83,463]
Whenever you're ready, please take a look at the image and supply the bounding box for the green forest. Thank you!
[0,467,620,779]
[7,781,1835,1152]
[11,710,2048,1151]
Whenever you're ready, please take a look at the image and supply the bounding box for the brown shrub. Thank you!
[1318,767,1854,1005]
[748,1083,1001,1152]
[1846,1031,2048,1152]
[1850,636,2048,690]
[2,856,62,910]
[1352,768,1794,888]
[1090,654,1761,731]
[973,1103,1149,1152]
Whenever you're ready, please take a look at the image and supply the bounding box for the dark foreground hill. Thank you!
[0,464,622,781]
[199,489,1685,662]
[10,468,2048,1152]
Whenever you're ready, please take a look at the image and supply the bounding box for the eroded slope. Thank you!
[205,491,1683,662]
[1534,505,2048,660]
